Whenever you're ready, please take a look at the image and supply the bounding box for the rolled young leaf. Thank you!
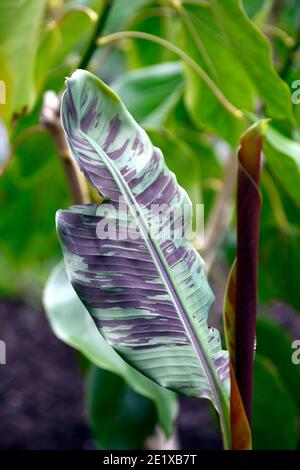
[235,121,267,423]
[223,121,267,448]
[57,69,231,446]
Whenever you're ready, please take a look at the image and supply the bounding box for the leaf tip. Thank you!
[239,119,269,182]
[241,119,270,143]
[64,69,121,105]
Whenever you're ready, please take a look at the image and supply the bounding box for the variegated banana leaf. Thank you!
[57,70,230,445]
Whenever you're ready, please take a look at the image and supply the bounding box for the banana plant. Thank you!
[56,69,231,448]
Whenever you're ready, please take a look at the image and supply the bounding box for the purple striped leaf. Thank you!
[57,70,230,445]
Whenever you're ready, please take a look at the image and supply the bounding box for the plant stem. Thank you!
[78,0,114,70]
[98,31,243,119]
[262,24,295,48]
[40,91,89,205]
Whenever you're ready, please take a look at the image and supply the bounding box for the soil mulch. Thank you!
[0,299,220,450]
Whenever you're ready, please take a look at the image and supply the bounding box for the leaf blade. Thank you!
[210,0,293,122]
[58,69,230,444]
[87,366,157,450]
[0,0,46,123]
[111,61,184,127]
[43,261,178,437]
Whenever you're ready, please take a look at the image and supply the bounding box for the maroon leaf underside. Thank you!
[235,125,263,424]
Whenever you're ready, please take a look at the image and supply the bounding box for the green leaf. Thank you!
[0,0,46,123]
[111,62,184,127]
[210,0,293,121]
[259,224,300,311]
[87,366,156,449]
[242,0,273,25]
[165,98,223,217]
[184,68,244,147]
[179,3,255,110]
[177,2,251,145]
[125,5,176,69]
[253,355,298,450]
[224,164,300,311]
[264,126,300,207]
[0,129,70,265]
[106,0,151,34]
[239,168,300,311]
[49,7,98,68]
[35,7,97,94]
[147,127,201,212]
[256,318,300,416]
[43,262,178,437]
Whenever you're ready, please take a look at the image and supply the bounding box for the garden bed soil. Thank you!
[0,299,221,450]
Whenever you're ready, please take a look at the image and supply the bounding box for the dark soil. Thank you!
[0,299,220,450]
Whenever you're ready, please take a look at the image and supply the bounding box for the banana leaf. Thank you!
[57,70,231,446]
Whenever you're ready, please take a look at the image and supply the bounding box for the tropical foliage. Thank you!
[1,0,300,450]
